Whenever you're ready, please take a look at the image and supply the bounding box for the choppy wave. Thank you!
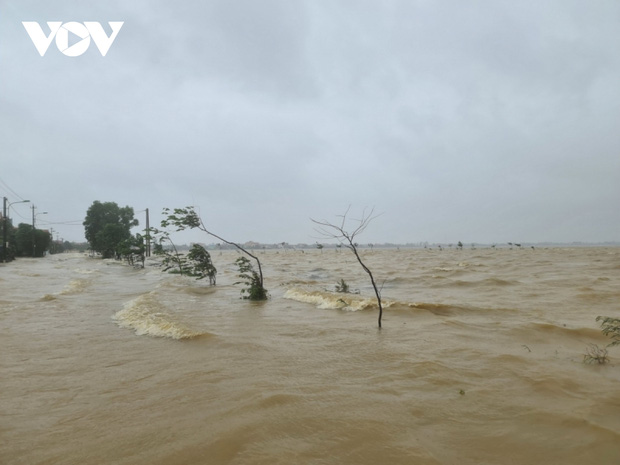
[113,292,208,340]
[283,288,387,311]
[181,285,218,296]
[284,288,501,317]
[528,322,606,341]
[504,322,609,346]
[430,277,520,288]
[59,279,91,295]
[402,301,476,316]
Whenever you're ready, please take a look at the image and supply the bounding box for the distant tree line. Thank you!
[1,220,52,260]
[48,240,90,254]
[2,216,93,262]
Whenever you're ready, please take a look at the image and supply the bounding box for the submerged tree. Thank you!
[311,207,384,328]
[235,256,268,300]
[334,278,350,293]
[160,207,266,299]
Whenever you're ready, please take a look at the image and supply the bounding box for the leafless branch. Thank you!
[310,206,384,328]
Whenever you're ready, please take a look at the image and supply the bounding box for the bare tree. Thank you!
[311,207,384,328]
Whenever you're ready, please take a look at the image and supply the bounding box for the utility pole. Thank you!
[2,197,7,263]
[145,208,151,257]
[31,205,47,257]
[32,205,36,257]
[2,198,30,262]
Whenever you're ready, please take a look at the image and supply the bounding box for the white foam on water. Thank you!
[283,288,385,311]
[113,292,206,340]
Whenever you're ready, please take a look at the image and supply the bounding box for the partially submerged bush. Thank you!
[235,256,268,300]
[583,316,619,365]
[583,344,609,365]
[335,278,350,293]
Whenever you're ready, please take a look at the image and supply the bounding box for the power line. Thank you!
[0,178,26,201]
[7,206,30,220]
[38,219,83,226]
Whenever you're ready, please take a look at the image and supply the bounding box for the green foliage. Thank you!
[234,256,268,300]
[186,244,217,284]
[151,228,187,276]
[334,278,350,293]
[152,242,164,255]
[96,223,128,259]
[33,229,51,257]
[151,225,217,285]
[117,233,145,267]
[49,240,88,254]
[160,207,201,231]
[2,218,16,261]
[160,206,265,291]
[13,223,51,257]
[14,223,32,256]
[83,201,138,258]
[596,316,620,347]
[159,251,188,275]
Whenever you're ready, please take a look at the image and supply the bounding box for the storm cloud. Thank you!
[1,0,618,244]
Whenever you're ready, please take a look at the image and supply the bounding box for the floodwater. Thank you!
[1,246,619,464]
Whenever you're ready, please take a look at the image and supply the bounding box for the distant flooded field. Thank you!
[1,247,619,464]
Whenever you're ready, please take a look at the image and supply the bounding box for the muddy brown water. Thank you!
[1,247,619,464]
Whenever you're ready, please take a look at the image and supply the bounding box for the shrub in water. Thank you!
[235,256,268,300]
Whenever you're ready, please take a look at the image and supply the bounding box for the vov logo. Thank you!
[22,21,124,57]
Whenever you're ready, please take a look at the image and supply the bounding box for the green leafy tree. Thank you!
[2,218,16,261]
[160,206,266,297]
[14,223,31,256]
[97,223,128,259]
[186,244,217,285]
[150,227,217,285]
[13,223,51,257]
[83,201,138,258]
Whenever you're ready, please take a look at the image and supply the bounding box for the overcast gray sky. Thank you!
[1,0,619,245]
